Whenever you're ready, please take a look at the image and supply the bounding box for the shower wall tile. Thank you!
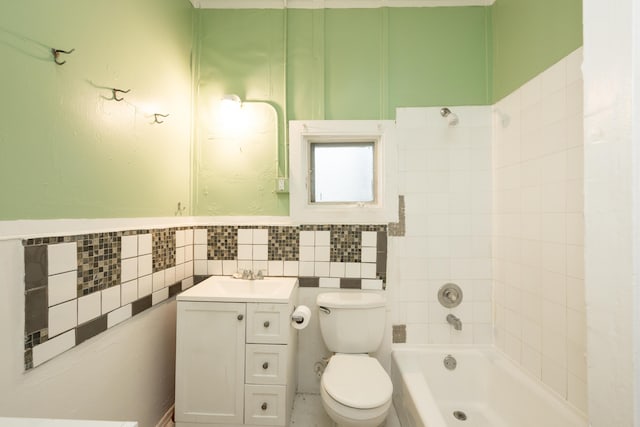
[48,299,77,338]
[32,330,75,368]
[78,293,101,324]
[48,271,76,307]
[493,48,585,412]
[47,242,77,276]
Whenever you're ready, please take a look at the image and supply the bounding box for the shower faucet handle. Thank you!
[438,283,463,308]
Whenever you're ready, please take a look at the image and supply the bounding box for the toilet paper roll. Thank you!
[291,305,311,330]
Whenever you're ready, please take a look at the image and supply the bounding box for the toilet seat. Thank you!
[322,354,393,409]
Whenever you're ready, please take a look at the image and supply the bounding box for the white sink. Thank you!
[177,276,298,303]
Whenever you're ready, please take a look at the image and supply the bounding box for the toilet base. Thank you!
[321,385,391,427]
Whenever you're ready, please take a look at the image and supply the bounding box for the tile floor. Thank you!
[166,393,402,427]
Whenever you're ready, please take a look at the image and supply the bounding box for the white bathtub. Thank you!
[390,346,587,427]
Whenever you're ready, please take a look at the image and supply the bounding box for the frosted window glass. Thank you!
[310,142,375,203]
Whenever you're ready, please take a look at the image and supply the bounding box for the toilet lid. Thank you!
[322,354,393,409]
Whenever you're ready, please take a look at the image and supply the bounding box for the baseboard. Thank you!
[156,404,175,427]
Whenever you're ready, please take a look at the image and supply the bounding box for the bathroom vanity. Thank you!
[174,276,298,427]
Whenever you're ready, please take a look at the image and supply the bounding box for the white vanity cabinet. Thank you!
[175,277,298,427]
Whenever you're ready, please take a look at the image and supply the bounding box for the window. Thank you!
[309,141,375,204]
[289,120,397,224]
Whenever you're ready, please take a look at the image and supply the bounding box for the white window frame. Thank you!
[289,120,398,224]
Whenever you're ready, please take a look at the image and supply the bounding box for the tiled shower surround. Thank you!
[23,224,387,370]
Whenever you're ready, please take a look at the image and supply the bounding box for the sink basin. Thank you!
[177,276,298,303]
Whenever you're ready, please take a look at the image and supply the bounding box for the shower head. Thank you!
[440,107,459,127]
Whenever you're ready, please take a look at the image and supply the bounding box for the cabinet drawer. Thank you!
[246,344,288,385]
[244,384,286,426]
[246,303,290,344]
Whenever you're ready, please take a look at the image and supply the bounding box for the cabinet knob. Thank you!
[262,362,269,370]
[237,314,244,321]
[261,402,268,411]
[263,321,270,328]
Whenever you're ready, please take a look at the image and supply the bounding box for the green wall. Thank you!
[491,0,582,101]
[194,7,492,216]
[0,0,194,220]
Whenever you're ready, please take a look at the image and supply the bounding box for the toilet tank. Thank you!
[316,292,386,354]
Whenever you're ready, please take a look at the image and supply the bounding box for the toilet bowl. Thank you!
[320,354,393,427]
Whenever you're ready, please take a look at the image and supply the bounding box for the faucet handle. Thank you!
[242,269,251,279]
[255,270,264,280]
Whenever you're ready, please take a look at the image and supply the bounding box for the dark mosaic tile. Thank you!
[377,231,387,252]
[268,226,299,261]
[24,348,33,371]
[340,278,362,289]
[24,328,48,350]
[392,324,407,344]
[388,195,406,237]
[208,226,238,260]
[153,228,176,272]
[298,277,320,287]
[132,295,153,316]
[77,232,120,296]
[24,245,48,290]
[376,250,387,280]
[76,315,108,345]
[25,288,48,334]
[168,282,182,298]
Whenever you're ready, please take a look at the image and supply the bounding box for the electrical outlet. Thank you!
[275,177,289,193]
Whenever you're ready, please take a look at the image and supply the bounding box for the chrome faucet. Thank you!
[240,269,264,280]
[446,314,462,331]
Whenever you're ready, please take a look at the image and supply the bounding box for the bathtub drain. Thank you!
[453,411,467,421]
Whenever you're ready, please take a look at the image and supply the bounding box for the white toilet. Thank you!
[316,292,393,427]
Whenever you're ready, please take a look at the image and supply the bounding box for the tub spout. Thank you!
[447,314,462,331]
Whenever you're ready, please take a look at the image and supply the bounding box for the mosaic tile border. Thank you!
[22,223,388,370]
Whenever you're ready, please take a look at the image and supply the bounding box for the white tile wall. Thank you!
[32,330,75,367]
[47,242,77,276]
[492,48,586,412]
[392,105,493,346]
[78,292,101,324]
[48,271,77,307]
[48,299,77,337]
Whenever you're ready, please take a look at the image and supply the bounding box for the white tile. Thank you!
[185,229,194,246]
[314,246,330,262]
[107,304,132,328]
[238,228,253,244]
[299,246,315,262]
[315,230,330,246]
[361,247,377,263]
[194,260,208,275]
[222,260,238,276]
[362,279,383,290]
[283,261,299,276]
[362,231,378,247]
[48,242,77,275]
[319,278,340,288]
[121,235,138,259]
[299,261,314,276]
[121,279,138,305]
[33,330,75,367]
[345,263,361,278]
[182,277,194,290]
[299,231,315,246]
[77,292,101,324]
[121,257,137,283]
[194,245,208,260]
[175,230,185,247]
[253,260,268,275]
[268,260,284,276]
[184,260,194,277]
[152,288,169,305]
[138,234,152,255]
[330,262,346,278]
[253,229,268,245]
[314,262,330,277]
[48,300,77,337]
[48,271,77,307]
[138,274,153,297]
[208,260,223,275]
[175,263,185,281]
[184,245,194,262]
[176,247,185,264]
[361,263,377,279]
[138,254,152,277]
[238,260,253,272]
[194,228,208,245]
[152,270,166,292]
[542,356,568,398]
[253,245,268,261]
[238,244,253,260]
[101,285,121,314]
[165,267,176,286]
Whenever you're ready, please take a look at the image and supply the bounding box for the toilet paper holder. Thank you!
[291,309,304,324]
